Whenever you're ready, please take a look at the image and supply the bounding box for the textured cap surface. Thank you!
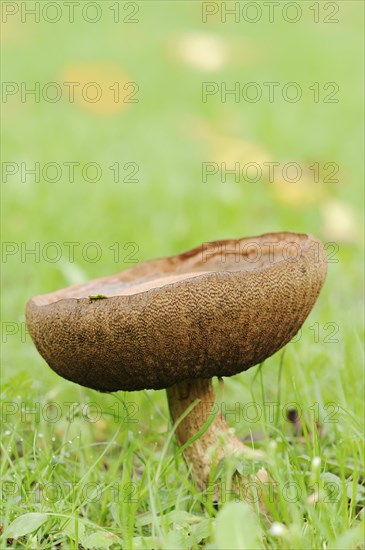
[26,232,327,391]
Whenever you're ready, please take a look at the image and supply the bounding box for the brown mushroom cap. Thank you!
[26,232,327,392]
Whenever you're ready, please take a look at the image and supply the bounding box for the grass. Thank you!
[1,1,364,548]
[1,313,364,548]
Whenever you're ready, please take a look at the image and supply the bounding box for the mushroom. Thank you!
[26,232,327,492]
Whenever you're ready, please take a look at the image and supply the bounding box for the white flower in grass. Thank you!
[312,456,321,472]
[269,522,288,536]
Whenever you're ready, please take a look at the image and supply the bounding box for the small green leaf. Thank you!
[62,517,87,546]
[190,519,212,545]
[320,472,343,502]
[162,529,185,550]
[83,531,121,549]
[5,512,48,538]
[130,536,159,549]
[89,294,108,301]
[165,511,202,526]
[213,502,263,550]
[346,482,365,504]
[329,523,365,550]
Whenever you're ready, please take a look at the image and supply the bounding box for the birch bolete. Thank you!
[26,232,327,491]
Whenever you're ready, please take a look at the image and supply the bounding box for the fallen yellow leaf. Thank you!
[173,33,228,72]
[61,63,136,115]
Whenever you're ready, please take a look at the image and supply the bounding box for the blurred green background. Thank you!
[2,1,364,384]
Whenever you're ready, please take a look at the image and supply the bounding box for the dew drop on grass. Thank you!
[5,430,11,435]
[38,433,44,438]
[51,436,56,441]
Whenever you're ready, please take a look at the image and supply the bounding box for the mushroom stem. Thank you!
[166,377,249,492]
